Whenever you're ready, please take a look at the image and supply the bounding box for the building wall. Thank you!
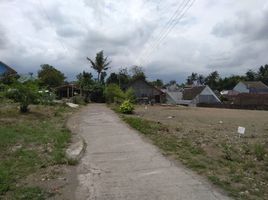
[194,86,221,104]
[0,64,8,75]
[233,82,249,93]
[166,91,183,104]
[129,79,163,103]
[130,80,161,98]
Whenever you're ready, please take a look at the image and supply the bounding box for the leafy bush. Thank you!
[125,88,136,103]
[72,95,86,105]
[119,100,134,114]
[90,83,105,103]
[6,81,40,112]
[104,84,125,104]
[38,90,56,105]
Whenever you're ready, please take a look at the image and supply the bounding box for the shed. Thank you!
[55,84,81,99]
[128,79,165,103]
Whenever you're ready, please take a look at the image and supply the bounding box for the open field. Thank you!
[0,102,74,199]
[122,105,268,200]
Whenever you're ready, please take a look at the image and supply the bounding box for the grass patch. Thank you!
[0,104,73,198]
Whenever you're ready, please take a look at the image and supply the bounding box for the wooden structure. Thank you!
[128,79,165,103]
[55,84,81,99]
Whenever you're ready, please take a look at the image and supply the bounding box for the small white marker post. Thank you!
[237,126,245,138]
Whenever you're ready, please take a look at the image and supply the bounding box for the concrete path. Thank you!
[68,104,230,200]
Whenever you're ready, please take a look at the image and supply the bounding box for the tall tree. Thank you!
[106,73,119,85]
[151,79,164,88]
[38,64,65,88]
[257,64,268,85]
[76,71,94,90]
[197,74,205,85]
[186,72,198,85]
[130,66,146,80]
[87,51,111,82]
[205,71,220,90]
[245,70,257,81]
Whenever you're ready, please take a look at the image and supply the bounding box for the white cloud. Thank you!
[0,0,267,83]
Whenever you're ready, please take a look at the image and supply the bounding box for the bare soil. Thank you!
[132,105,268,199]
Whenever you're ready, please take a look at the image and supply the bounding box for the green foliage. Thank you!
[104,84,125,104]
[87,51,111,82]
[0,73,19,85]
[125,88,136,103]
[76,71,94,90]
[254,143,266,161]
[106,68,131,89]
[119,100,134,114]
[151,79,164,88]
[38,90,56,105]
[130,66,146,81]
[0,105,71,197]
[6,81,40,112]
[106,72,119,85]
[13,187,49,200]
[90,82,105,103]
[38,64,65,88]
[71,95,86,105]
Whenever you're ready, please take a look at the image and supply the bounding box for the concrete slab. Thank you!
[68,104,231,200]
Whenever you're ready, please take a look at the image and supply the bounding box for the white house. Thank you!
[233,81,268,94]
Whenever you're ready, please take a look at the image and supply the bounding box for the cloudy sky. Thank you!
[0,0,268,83]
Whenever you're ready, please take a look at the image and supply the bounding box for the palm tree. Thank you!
[87,51,111,82]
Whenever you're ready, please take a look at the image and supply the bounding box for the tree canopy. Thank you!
[87,51,111,82]
[38,64,65,88]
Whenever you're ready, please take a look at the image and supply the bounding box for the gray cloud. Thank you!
[212,9,268,42]
[0,0,268,83]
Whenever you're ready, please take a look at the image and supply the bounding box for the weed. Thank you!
[254,143,266,161]
[0,104,72,198]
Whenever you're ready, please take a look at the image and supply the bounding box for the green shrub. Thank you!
[119,100,134,114]
[38,90,56,105]
[90,83,105,103]
[6,81,40,113]
[104,84,125,104]
[254,143,266,161]
[125,88,136,103]
[71,95,86,105]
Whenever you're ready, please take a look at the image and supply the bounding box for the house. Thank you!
[163,89,183,104]
[55,84,81,99]
[233,81,268,94]
[128,79,165,103]
[162,85,183,104]
[0,61,17,77]
[181,85,221,106]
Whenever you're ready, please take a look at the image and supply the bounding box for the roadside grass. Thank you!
[122,115,268,200]
[0,103,74,199]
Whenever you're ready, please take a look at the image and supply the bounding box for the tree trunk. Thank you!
[97,73,100,82]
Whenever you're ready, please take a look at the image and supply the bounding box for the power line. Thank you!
[138,0,188,63]
[139,0,196,66]
[140,0,194,65]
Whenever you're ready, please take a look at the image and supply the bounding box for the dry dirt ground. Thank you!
[132,105,268,199]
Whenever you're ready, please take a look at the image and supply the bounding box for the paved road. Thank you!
[68,104,230,200]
